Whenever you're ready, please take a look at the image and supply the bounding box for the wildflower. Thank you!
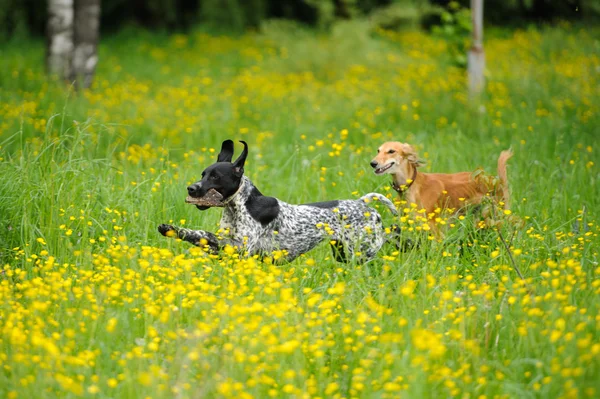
[87,385,100,394]
[106,318,117,333]
[325,382,339,395]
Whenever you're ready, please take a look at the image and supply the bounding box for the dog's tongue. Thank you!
[185,188,225,207]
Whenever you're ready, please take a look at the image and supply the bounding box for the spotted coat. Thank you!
[159,176,398,263]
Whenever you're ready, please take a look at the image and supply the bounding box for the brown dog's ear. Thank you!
[401,143,425,167]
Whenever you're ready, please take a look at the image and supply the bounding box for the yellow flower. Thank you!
[87,385,100,394]
[138,372,152,386]
[325,382,339,395]
[400,280,417,296]
[107,379,118,388]
[106,318,117,333]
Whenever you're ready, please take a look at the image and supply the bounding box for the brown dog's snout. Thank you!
[369,160,378,168]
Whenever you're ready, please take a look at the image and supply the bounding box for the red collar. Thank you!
[391,168,417,194]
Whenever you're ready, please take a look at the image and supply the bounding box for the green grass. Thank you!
[0,20,599,398]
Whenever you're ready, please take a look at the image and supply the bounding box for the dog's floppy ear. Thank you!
[232,141,248,175]
[217,140,234,162]
[402,143,425,167]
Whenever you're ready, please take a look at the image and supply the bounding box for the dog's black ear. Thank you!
[232,140,248,175]
[217,140,234,162]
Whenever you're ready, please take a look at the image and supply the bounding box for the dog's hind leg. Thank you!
[158,224,243,252]
[329,240,347,263]
[387,224,418,252]
[497,149,513,209]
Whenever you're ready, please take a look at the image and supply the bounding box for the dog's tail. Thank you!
[497,149,513,209]
[360,193,398,216]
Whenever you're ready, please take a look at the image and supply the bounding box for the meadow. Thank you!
[0,20,599,398]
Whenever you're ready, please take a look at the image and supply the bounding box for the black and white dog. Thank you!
[158,140,400,262]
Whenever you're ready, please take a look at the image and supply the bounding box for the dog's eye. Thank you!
[210,174,219,181]
[387,149,396,154]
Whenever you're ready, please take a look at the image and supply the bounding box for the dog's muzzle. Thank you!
[371,161,395,175]
[187,183,202,197]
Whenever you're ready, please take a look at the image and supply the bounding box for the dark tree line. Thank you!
[1,0,595,41]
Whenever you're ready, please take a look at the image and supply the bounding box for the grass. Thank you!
[0,20,599,398]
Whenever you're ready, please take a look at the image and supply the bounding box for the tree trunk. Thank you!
[468,0,485,98]
[47,0,74,80]
[71,0,101,89]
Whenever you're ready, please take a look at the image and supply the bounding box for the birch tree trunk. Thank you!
[71,0,101,89]
[468,0,485,98]
[47,0,74,80]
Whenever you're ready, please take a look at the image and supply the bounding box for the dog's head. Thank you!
[370,141,424,178]
[186,139,248,210]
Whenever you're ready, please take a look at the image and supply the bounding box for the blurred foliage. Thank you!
[199,0,267,31]
[0,0,596,41]
[0,0,47,40]
[0,0,392,40]
[430,1,472,68]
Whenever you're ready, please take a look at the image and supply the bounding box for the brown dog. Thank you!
[370,142,513,235]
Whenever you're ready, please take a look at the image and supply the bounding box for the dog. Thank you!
[158,139,400,263]
[370,141,513,235]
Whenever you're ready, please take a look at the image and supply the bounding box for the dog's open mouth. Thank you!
[185,188,225,207]
[374,162,394,175]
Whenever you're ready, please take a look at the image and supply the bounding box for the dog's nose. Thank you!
[370,160,378,169]
[187,184,200,196]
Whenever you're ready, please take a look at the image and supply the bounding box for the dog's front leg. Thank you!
[158,224,243,252]
[158,224,220,250]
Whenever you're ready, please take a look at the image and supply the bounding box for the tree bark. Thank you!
[468,0,485,98]
[47,0,74,80]
[71,0,101,89]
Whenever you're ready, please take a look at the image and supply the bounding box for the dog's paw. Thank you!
[158,224,178,237]
[400,238,418,252]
